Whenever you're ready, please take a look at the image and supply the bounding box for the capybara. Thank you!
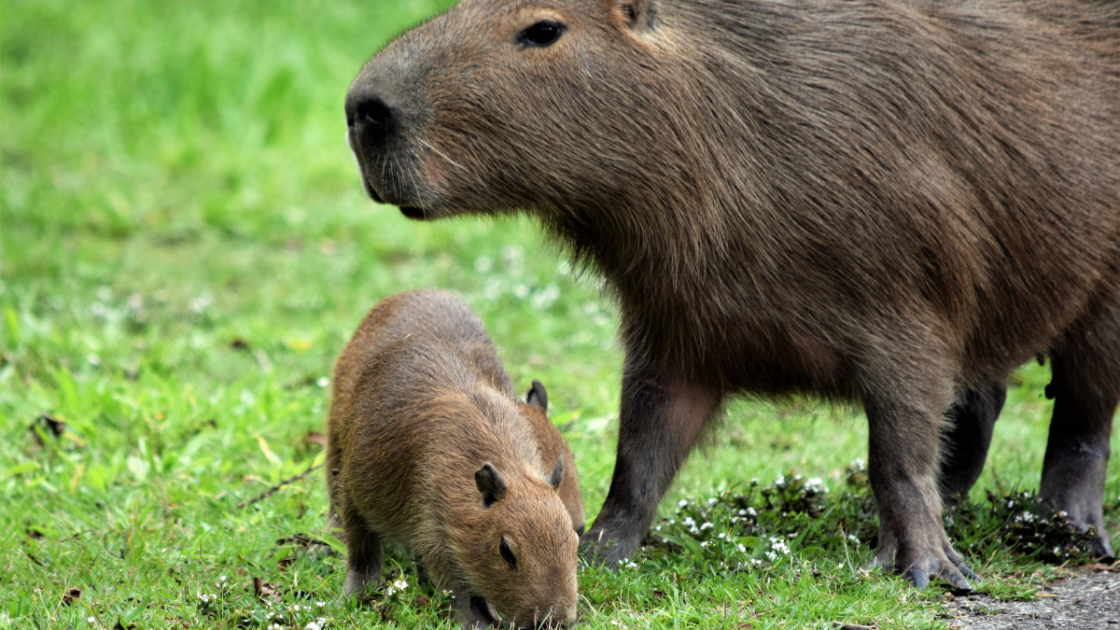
[344,0,1120,589]
[327,289,579,628]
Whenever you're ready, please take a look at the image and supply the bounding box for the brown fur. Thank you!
[327,289,579,628]
[345,0,1120,589]
[522,381,586,535]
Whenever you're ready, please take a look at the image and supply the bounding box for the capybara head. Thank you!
[520,380,585,536]
[457,459,579,628]
[346,0,684,221]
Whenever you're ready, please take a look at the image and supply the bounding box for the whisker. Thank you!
[418,138,474,177]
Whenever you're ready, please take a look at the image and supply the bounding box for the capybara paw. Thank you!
[872,542,975,590]
[579,527,637,568]
[1090,531,1114,560]
[342,569,375,598]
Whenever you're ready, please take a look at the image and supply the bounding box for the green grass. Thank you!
[2,0,1117,628]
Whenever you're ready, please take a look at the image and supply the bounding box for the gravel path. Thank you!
[944,566,1120,629]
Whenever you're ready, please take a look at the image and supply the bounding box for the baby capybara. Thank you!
[345,0,1120,590]
[327,289,579,628]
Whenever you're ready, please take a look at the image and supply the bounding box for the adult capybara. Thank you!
[327,289,579,628]
[344,0,1120,589]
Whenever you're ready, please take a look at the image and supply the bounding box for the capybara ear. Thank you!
[475,463,508,507]
[527,380,548,410]
[548,455,564,490]
[613,0,658,31]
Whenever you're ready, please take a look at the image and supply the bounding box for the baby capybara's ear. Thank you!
[548,455,564,490]
[615,0,658,32]
[527,380,548,411]
[475,463,508,507]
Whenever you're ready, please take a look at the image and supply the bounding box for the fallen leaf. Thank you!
[62,587,82,605]
[253,577,281,603]
[30,413,66,446]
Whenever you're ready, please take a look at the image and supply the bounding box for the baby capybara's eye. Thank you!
[517,21,564,48]
[499,536,517,568]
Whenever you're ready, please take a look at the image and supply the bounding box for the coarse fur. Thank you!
[345,0,1120,589]
[327,289,579,628]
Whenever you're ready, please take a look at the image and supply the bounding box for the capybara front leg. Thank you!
[453,585,498,629]
[341,506,382,597]
[1040,345,1118,559]
[862,377,975,589]
[938,380,1006,503]
[583,368,720,565]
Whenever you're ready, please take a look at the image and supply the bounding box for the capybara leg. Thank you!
[453,586,498,629]
[583,368,720,565]
[938,380,1006,503]
[862,369,975,589]
[1040,305,1119,559]
[341,511,382,597]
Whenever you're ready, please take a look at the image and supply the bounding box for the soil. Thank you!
[944,565,1120,629]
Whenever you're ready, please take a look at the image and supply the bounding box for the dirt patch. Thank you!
[945,566,1120,629]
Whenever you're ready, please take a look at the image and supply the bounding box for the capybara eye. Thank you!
[517,21,564,48]
[499,536,517,568]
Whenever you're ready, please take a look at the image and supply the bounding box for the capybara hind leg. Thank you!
[938,380,1006,504]
[861,367,975,589]
[341,511,382,597]
[583,368,720,565]
[1040,305,1119,559]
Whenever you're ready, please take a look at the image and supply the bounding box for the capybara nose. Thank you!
[346,93,395,146]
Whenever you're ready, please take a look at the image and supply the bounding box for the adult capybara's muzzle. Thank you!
[345,52,434,219]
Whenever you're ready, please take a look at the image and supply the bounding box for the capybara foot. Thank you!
[579,522,642,568]
[872,537,975,590]
[342,568,375,598]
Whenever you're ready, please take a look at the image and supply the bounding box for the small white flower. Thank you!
[737,544,747,554]
[393,579,408,591]
[87,618,97,625]
[806,477,828,493]
[700,541,709,548]
[678,499,689,508]
[682,517,696,528]
[768,537,790,555]
[316,601,325,607]
[707,497,718,505]
[775,474,786,485]
[626,561,639,569]
[317,376,330,388]
[700,522,713,531]
[750,558,763,567]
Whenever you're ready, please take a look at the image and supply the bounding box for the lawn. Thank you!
[2,1,1116,628]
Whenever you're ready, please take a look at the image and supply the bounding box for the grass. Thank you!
[2,0,1117,628]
